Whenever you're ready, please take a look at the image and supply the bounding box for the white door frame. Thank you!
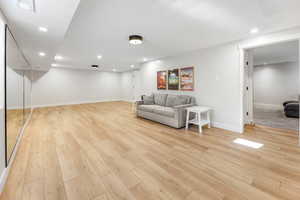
[239,32,300,146]
[243,49,254,125]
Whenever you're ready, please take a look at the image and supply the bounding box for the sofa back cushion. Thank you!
[179,95,192,104]
[166,94,190,107]
[153,93,168,106]
[143,95,154,105]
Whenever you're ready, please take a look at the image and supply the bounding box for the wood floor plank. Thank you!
[1,101,299,200]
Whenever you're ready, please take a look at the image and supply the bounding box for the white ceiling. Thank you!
[253,40,299,66]
[0,0,80,71]
[1,0,300,72]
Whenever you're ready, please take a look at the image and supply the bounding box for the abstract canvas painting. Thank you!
[157,71,167,90]
[180,67,194,91]
[168,69,179,90]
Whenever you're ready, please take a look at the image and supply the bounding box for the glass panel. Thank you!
[24,70,32,122]
[5,27,29,163]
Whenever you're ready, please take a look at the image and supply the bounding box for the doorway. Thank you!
[243,40,299,133]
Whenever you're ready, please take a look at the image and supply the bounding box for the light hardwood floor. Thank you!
[6,109,24,159]
[1,101,300,200]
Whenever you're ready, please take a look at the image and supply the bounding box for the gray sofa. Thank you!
[136,93,196,128]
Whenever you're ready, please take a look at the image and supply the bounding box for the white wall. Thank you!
[136,43,242,132]
[30,28,300,135]
[120,72,134,101]
[254,61,299,109]
[133,27,300,133]
[32,68,123,107]
[132,70,142,101]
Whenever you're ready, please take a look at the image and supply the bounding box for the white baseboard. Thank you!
[212,122,243,134]
[254,103,282,110]
[32,99,123,108]
[0,108,33,194]
[122,99,135,103]
[7,106,32,110]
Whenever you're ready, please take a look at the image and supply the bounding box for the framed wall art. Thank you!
[180,67,194,91]
[157,71,167,90]
[168,69,179,90]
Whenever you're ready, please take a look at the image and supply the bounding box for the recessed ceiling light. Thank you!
[18,2,31,10]
[250,28,259,34]
[39,52,46,57]
[51,63,58,67]
[130,65,134,68]
[112,69,117,72]
[233,138,264,149]
[97,55,102,59]
[38,27,48,32]
[17,0,35,12]
[54,55,63,60]
[143,58,147,62]
[129,35,143,45]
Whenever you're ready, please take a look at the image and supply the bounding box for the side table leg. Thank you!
[198,112,202,135]
[185,111,190,130]
[208,110,211,128]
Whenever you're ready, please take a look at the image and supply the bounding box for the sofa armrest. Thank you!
[173,104,195,127]
[283,101,298,107]
[136,100,144,106]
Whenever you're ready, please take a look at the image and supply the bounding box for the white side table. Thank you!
[132,101,137,112]
[132,99,141,112]
[185,106,212,135]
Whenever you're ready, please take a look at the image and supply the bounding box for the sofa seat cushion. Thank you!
[139,105,175,118]
[138,105,162,113]
[152,106,175,117]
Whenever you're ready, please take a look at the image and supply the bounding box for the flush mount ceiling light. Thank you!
[91,64,99,69]
[143,58,148,62]
[17,0,35,12]
[250,28,259,34]
[39,52,46,57]
[54,55,63,60]
[97,55,102,59]
[233,138,264,149]
[130,65,134,68]
[112,69,117,72]
[38,27,48,32]
[51,63,58,67]
[129,35,143,45]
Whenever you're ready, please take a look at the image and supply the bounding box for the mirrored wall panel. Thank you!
[24,71,32,121]
[5,26,32,164]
